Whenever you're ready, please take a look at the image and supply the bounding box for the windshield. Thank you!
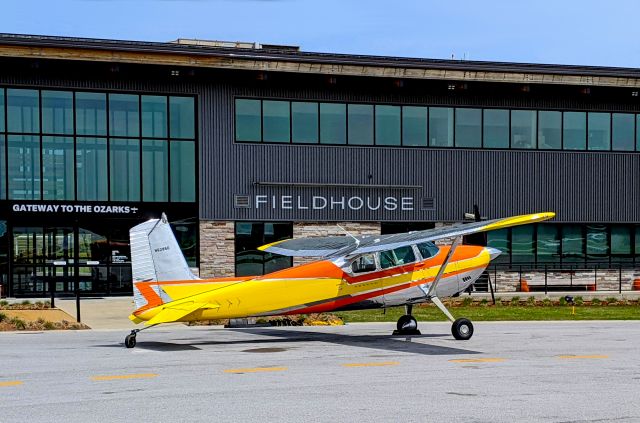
[417,242,439,260]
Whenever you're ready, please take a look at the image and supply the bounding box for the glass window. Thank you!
[588,112,611,151]
[635,226,640,259]
[0,136,5,199]
[611,225,632,262]
[235,222,292,276]
[402,106,427,147]
[612,113,634,151]
[142,139,168,202]
[429,107,453,147]
[171,221,198,267]
[351,254,377,273]
[511,110,536,149]
[7,135,40,200]
[320,103,346,144]
[487,229,509,263]
[375,105,401,146]
[109,94,139,137]
[348,104,374,145]
[379,250,397,269]
[41,91,73,135]
[7,89,39,133]
[291,102,318,144]
[262,100,290,143]
[76,137,108,201]
[0,89,4,132]
[483,109,509,148]
[511,225,534,263]
[170,141,196,202]
[141,95,167,138]
[42,136,74,200]
[379,246,416,269]
[235,99,261,142]
[417,242,439,260]
[562,225,584,262]
[563,112,586,150]
[537,224,560,263]
[455,108,481,148]
[76,92,107,136]
[586,224,608,261]
[109,138,140,201]
[169,96,195,139]
[538,111,561,150]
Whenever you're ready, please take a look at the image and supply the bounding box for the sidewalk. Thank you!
[55,297,137,330]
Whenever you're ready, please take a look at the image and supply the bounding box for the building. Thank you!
[0,33,639,298]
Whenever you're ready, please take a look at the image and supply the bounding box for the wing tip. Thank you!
[258,239,289,252]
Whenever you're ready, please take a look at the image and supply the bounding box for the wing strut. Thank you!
[427,236,462,323]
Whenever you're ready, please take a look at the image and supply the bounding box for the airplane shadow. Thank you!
[96,327,481,355]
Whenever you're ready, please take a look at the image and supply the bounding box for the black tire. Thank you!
[396,315,418,332]
[451,318,474,340]
[124,334,137,348]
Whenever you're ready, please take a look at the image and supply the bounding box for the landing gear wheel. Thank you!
[124,333,137,348]
[396,315,418,333]
[451,318,474,340]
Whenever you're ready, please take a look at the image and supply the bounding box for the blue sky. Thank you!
[1,0,639,67]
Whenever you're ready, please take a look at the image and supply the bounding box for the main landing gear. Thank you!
[393,304,421,336]
[432,296,474,340]
[124,324,158,348]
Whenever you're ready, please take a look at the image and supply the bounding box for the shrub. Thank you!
[0,300,8,307]
[526,296,536,306]
[559,297,567,306]
[462,297,473,306]
[605,297,618,305]
[0,312,6,322]
[480,298,489,306]
[574,296,584,306]
[591,298,601,306]
[10,317,26,330]
[43,321,56,330]
[542,298,552,306]
[510,296,521,306]
[21,300,31,305]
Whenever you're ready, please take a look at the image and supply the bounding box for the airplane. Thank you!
[124,212,555,348]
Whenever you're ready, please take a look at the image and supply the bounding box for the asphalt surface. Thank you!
[0,321,639,423]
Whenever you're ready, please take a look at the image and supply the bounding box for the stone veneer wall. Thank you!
[292,222,381,266]
[199,221,235,278]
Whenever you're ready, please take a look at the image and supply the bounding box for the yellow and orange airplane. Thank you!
[124,212,555,348]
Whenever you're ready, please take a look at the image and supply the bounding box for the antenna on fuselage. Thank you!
[337,224,360,247]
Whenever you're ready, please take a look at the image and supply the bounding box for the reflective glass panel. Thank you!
[483,109,509,148]
[0,89,4,132]
[351,254,377,273]
[141,95,167,138]
[562,225,584,262]
[291,102,318,144]
[262,100,290,143]
[12,227,44,264]
[612,113,634,151]
[169,96,195,139]
[142,139,168,202]
[0,136,4,199]
[235,99,261,142]
[588,112,611,151]
[635,226,640,259]
[7,135,40,200]
[348,104,374,145]
[417,242,439,260]
[511,110,536,149]
[42,136,74,200]
[611,225,632,262]
[41,91,73,134]
[429,107,453,147]
[235,222,292,276]
[170,141,196,202]
[563,112,586,150]
[455,108,481,148]
[7,89,39,133]
[402,106,427,147]
[537,224,560,262]
[538,111,561,150]
[512,225,534,263]
[171,221,198,267]
[263,222,294,274]
[320,103,346,144]
[375,105,401,146]
[586,224,608,261]
[109,138,140,201]
[75,92,107,136]
[76,137,108,201]
[487,228,509,263]
[109,94,139,137]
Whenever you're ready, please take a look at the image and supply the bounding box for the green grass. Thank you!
[335,304,640,323]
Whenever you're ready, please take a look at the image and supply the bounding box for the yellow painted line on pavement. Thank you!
[449,358,506,363]
[91,373,158,381]
[0,381,23,387]
[557,355,609,360]
[342,361,400,368]
[224,367,288,374]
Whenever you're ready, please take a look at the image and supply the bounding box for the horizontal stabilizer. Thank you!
[145,301,220,326]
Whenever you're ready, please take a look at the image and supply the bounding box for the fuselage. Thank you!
[131,244,497,324]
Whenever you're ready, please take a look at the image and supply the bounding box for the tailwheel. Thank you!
[451,318,474,340]
[124,332,137,348]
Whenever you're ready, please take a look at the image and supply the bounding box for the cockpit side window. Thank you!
[351,254,377,274]
[417,242,439,260]
[379,246,417,269]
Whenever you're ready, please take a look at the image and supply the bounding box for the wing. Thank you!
[259,212,555,257]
